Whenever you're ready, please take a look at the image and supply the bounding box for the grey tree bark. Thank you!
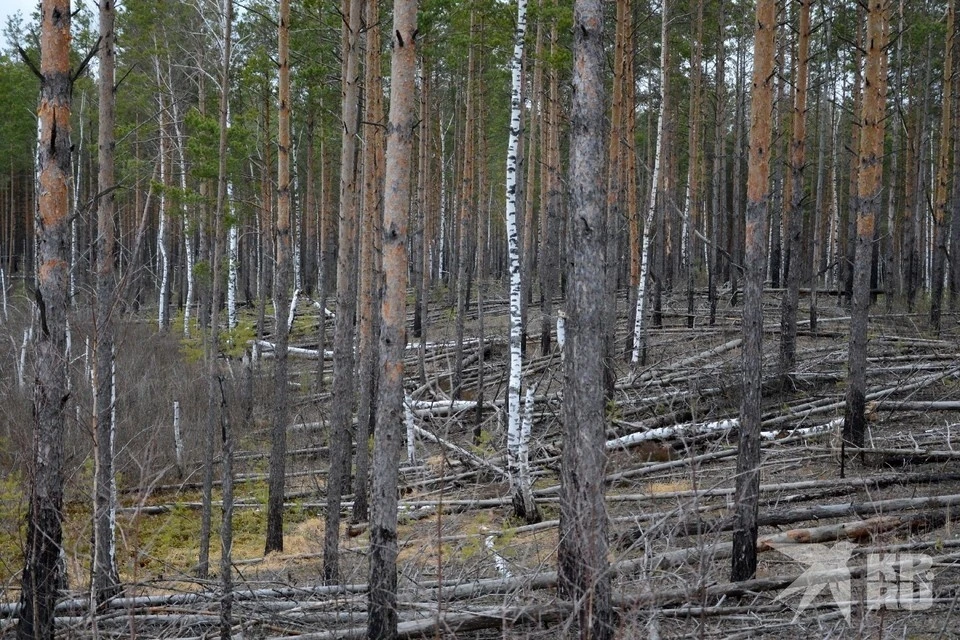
[91,0,120,608]
[558,0,613,637]
[324,0,363,585]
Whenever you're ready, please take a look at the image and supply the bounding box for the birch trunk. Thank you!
[156,81,170,331]
[504,0,539,525]
[631,0,668,365]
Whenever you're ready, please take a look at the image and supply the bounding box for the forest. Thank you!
[2,0,960,638]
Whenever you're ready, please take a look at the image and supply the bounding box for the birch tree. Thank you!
[731,0,776,582]
[266,0,292,555]
[18,0,71,636]
[845,0,889,451]
[559,0,612,635]
[504,0,540,525]
[91,0,120,608]
[368,1,416,634]
[631,0,669,365]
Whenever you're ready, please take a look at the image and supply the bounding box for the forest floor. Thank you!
[4,287,960,638]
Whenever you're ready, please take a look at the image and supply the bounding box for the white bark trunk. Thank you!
[438,122,448,278]
[287,288,299,333]
[227,184,238,330]
[70,92,85,307]
[631,2,669,364]
[1,268,7,321]
[556,311,565,352]
[504,0,537,522]
[173,104,194,337]
[173,400,184,477]
[404,394,417,465]
[157,82,169,331]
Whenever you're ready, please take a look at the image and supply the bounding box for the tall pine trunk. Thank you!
[367,1,416,637]
[18,1,71,636]
[778,0,811,378]
[324,0,363,585]
[844,0,889,452]
[559,0,612,636]
[266,0,292,555]
[354,0,385,523]
[931,3,954,334]
[92,0,120,607]
[731,0,776,582]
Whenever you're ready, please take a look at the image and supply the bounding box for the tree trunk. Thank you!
[778,0,811,378]
[199,0,232,581]
[324,0,363,585]
[731,0,776,583]
[540,9,561,358]
[453,12,476,401]
[630,0,669,365]
[844,0,889,452]
[708,0,725,327]
[217,377,234,640]
[354,0,385,523]
[368,2,416,637]
[558,1,613,637]
[91,0,120,608]
[266,0,292,555]
[931,3,954,334]
[504,0,539,525]
[683,0,704,330]
[18,1,71,637]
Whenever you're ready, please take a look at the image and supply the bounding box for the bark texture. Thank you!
[18,1,71,637]
[844,0,889,450]
[368,1,416,636]
[731,0,776,582]
[779,0,811,377]
[266,0,292,554]
[504,0,540,525]
[92,0,120,607]
[558,0,612,637]
[324,0,363,585]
